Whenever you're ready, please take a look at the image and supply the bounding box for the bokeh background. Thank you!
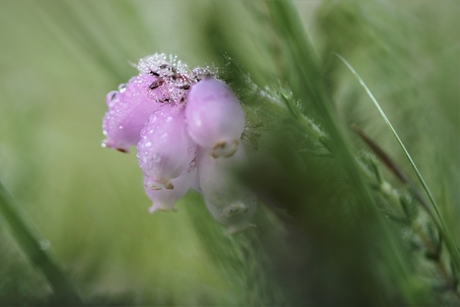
[0,0,458,305]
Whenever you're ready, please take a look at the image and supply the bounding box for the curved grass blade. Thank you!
[337,54,460,269]
[0,181,84,305]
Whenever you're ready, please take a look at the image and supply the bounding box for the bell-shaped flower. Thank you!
[197,144,257,233]
[185,77,245,158]
[144,166,197,213]
[102,74,163,152]
[138,103,197,190]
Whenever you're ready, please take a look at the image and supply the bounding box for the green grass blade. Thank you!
[337,54,460,269]
[0,181,84,305]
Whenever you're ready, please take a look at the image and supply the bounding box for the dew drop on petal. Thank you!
[106,91,118,106]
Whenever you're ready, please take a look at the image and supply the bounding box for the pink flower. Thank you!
[138,104,197,190]
[144,166,197,213]
[185,77,245,158]
[197,144,257,233]
[103,53,257,231]
[102,74,163,152]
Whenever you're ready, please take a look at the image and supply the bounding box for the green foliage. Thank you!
[0,0,458,305]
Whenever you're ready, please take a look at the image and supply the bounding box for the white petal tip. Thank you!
[148,179,174,190]
[211,139,239,158]
[148,205,177,214]
[226,223,256,235]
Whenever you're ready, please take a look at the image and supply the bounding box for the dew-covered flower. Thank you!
[197,144,257,233]
[102,74,163,152]
[102,53,257,232]
[102,53,205,153]
[138,103,197,190]
[186,77,245,158]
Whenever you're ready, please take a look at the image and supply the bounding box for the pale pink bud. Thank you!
[185,78,245,158]
[138,104,197,190]
[102,74,163,152]
[197,144,257,233]
[144,166,197,213]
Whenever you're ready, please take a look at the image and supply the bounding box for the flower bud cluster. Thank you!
[102,53,256,233]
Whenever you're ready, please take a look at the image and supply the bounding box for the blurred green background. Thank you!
[0,0,458,305]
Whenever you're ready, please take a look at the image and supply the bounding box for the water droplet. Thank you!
[118,125,124,130]
[145,142,151,147]
[118,84,126,93]
[39,240,50,251]
[106,91,118,106]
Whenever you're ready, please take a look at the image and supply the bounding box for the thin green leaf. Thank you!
[337,53,460,269]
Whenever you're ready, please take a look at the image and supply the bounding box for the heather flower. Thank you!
[102,74,163,153]
[138,103,197,190]
[103,53,257,232]
[185,77,245,158]
[102,53,208,153]
[144,166,197,213]
[197,144,257,233]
